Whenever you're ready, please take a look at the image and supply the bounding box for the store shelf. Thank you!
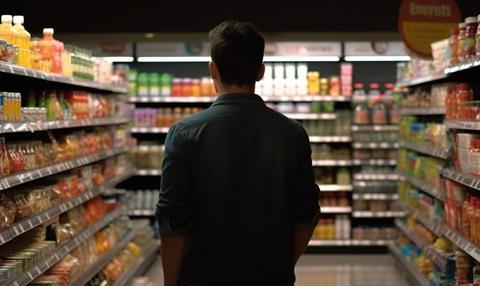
[396,73,447,88]
[130,127,170,134]
[318,184,353,192]
[0,145,130,191]
[283,113,336,120]
[445,120,480,131]
[129,96,216,103]
[9,206,125,286]
[353,159,397,166]
[389,244,430,286]
[135,169,162,176]
[113,239,160,286]
[309,239,391,246]
[70,229,136,286]
[441,168,480,192]
[262,95,352,102]
[128,209,156,216]
[320,206,352,214]
[411,212,444,238]
[352,95,394,103]
[395,219,447,272]
[442,226,480,262]
[400,107,445,116]
[0,117,129,134]
[354,173,399,181]
[352,211,406,218]
[444,56,480,75]
[309,136,351,143]
[400,173,446,201]
[312,160,353,167]
[399,141,449,160]
[0,170,132,247]
[0,61,128,94]
[351,125,398,132]
[353,142,399,149]
[352,193,399,200]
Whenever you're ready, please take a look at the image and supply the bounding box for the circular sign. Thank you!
[398,0,461,58]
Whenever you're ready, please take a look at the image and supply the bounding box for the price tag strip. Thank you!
[442,168,480,192]
[7,206,125,286]
[402,174,446,201]
[0,61,127,94]
[399,141,449,160]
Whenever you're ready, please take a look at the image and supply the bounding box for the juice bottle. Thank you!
[450,27,459,65]
[471,197,480,244]
[457,22,467,63]
[465,17,478,59]
[12,15,31,68]
[39,28,56,73]
[0,15,18,45]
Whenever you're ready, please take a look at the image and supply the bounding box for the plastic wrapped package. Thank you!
[0,193,16,230]
[11,191,34,221]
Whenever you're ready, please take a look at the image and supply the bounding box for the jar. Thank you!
[191,79,201,97]
[450,27,459,65]
[0,137,10,176]
[0,40,7,61]
[354,103,370,124]
[390,102,401,124]
[457,22,467,63]
[171,79,183,96]
[372,101,388,124]
[368,83,381,95]
[182,78,192,96]
[465,17,478,59]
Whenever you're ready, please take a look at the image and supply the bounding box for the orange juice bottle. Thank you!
[0,15,18,45]
[39,28,56,73]
[13,16,31,68]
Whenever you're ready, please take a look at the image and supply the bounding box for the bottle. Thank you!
[13,16,31,68]
[471,197,480,244]
[465,17,478,59]
[450,27,459,65]
[457,22,467,63]
[0,15,17,45]
[39,28,56,73]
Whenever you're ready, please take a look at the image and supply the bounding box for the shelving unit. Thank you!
[70,229,137,286]
[318,184,353,192]
[389,243,430,286]
[398,141,449,160]
[113,239,161,286]
[309,239,391,246]
[309,136,351,143]
[352,142,399,149]
[312,160,353,167]
[8,206,125,286]
[352,211,406,218]
[320,206,352,214]
[399,172,446,201]
[136,169,162,176]
[400,107,445,116]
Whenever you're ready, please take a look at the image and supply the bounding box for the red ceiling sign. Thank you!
[398,0,461,58]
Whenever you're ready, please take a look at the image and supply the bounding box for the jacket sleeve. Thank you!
[292,125,321,230]
[155,123,193,236]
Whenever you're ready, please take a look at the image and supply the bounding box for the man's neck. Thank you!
[218,84,255,95]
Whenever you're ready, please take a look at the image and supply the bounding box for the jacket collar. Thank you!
[212,93,265,106]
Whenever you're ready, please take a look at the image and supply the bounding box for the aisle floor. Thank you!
[145,254,413,286]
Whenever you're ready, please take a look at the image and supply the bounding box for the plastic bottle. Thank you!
[39,28,57,73]
[471,196,480,244]
[0,15,17,45]
[457,22,467,63]
[13,15,31,68]
[465,17,478,59]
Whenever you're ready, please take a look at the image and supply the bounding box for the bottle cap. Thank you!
[369,83,379,89]
[13,15,24,25]
[1,15,12,23]
[465,17,477,24]
[354,83,364,89]
[43,28,54,35]
[459,22,466,28]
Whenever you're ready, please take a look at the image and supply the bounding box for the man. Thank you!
[156,20,320,286]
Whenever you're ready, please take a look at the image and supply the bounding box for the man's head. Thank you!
[209,20,265,94]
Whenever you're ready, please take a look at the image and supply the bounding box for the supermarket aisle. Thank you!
[145,254,412,286]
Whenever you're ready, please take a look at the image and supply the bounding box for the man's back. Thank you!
[157,93,319,286]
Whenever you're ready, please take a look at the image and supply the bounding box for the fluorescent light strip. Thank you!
[137,56,211,62]
[344,56,411,62]
[264,56,340,62]
[102,56,134,63]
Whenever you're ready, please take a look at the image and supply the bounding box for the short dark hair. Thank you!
[209,20,265,86]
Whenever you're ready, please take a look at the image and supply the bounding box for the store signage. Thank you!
[344,42,408,56]
[265,42,341,56]
[136,42,210,56]
[398,0,460,58]
[74,42,134,56]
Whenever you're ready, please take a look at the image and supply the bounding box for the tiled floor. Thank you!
[145,254,413,286]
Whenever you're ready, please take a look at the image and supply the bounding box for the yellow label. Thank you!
[401,21,456,56]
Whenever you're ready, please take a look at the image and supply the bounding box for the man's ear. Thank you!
[209,61,218,80]
[256,64,265,81]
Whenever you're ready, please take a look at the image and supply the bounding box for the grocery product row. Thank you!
[0,14,127,88]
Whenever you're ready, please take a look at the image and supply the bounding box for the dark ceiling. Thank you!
[5,0,480,34]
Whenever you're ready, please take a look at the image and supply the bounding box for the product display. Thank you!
[312,215,351,240]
